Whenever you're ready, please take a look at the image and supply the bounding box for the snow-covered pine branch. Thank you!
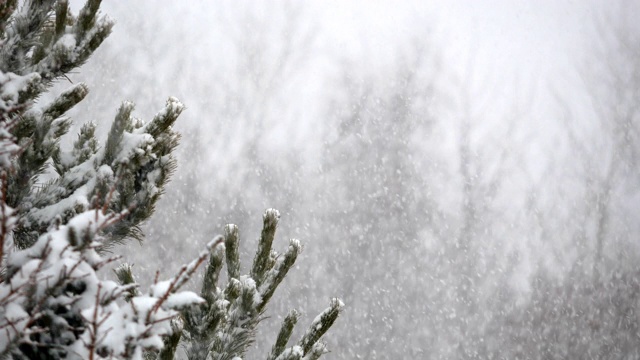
[0,1,201,358]
[175,209,343,360]
[0,210,208,359]
[0,1,343,359]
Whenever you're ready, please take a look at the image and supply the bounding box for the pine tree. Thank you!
[0,1,342,359]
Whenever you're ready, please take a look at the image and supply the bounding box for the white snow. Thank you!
[165,291,204,308]
[0,72,39,109]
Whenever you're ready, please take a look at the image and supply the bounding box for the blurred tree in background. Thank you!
[479,2,640,358]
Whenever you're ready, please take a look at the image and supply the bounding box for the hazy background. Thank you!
[60,1,640,358]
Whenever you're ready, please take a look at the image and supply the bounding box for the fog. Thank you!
[62,1,640,358]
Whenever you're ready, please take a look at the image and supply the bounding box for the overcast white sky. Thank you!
[313,0,597,80]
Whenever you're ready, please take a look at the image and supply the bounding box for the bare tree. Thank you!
[308,49,439,358]
[481,3,640,358]
[555,0,640,281]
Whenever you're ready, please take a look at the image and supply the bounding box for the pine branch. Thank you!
[52,120,97,174]
[298,298,344,356]
[103,101,134,165]
[267,310,299,360]
[74,0,102,38]
[144,96,184,138]
[42,82,88,119]
[258,239,300,313]
[202,239,225,302]
[224,224,240,281]
[53,0,69,41]
[114,263,140,302]
[178,211,343,360]
[251,208,280,286]
[0,0,56,73]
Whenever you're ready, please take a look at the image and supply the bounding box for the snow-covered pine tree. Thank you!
[0,1,342,359]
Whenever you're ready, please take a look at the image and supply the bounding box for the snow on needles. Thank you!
[0,210,205,359]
